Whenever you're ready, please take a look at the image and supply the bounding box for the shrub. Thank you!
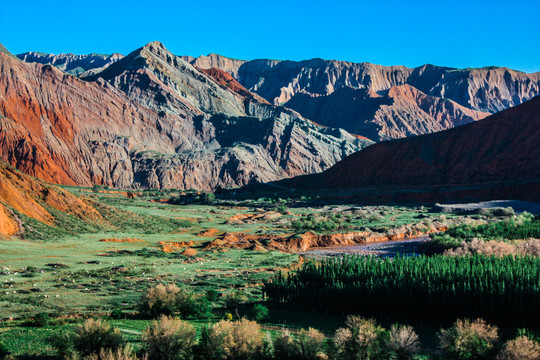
[203,193,216,204]
[48,329,75,357]
[496,335,540,360]
[385,324,419,360]
[206,289,220,302]
[138,284,210,319]
[249,304,269,322]
[110,309,124,320]
[333,316,385,360]
[0,342,10,358]
[33,312,50,327]
[276,205,288,214]
[86,346,139,360]
[223,290,248,318]
[273,331,297,360]
[72,319,126,357]
[139,284,180,318]
[438,318,498,360]
[142,315,197,360]
[296,328,326,360]
[207,319,264,360]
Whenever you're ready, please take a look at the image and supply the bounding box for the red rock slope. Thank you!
[283,96,540,192]
[0,163,103,236]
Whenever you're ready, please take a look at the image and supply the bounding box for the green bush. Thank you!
[223,290,248,318]
[0,342,10,358]
[139,284,211,319]
[249,304,269,322]
[109,309,124,320]
[333,316,385,360]
[142,315,197,360]
[438,318,498,360]
[48,330,75,357]
[72,319,126,357]
[33,312,50,327]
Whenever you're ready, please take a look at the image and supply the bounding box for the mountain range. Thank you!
[281,95,540,202]
[4,42,540,196]
[1,42,367,190]
[21,49,540,142]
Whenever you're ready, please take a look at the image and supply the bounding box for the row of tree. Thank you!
[264,254,540,327]
[37,316,540,360]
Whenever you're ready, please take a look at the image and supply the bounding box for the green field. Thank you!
[1,187,538,359]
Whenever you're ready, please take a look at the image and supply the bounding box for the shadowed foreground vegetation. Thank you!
[2,315,539,360]
[264,254,540,328]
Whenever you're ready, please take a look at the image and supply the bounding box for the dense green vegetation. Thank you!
[264,254,540,327]
[444,213,540,241]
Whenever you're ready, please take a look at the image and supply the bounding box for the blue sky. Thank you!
[1,0,539,72]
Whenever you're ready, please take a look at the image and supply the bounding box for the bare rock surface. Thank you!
[189,54,540,140]
[0,42,369,190]
[17,51,124,75]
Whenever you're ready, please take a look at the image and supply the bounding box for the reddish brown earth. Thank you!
[282,96,540,201]
[159,240,195,253]
[0,52,161,186]
[0,204,18,236]
[0,162,104,236]
[197,228,220,237]
[181,248,198,257]
[203,222,447,253]
[197,67,269,104]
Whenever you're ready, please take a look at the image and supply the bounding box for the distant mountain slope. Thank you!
[285,85,488,140]
[282,96,540,194]
[17,51,124,75]
[188,54,540,140]
[0,42,369,190]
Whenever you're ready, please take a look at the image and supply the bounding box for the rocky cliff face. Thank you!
[0,42,369,190]
[17,51,124,75]
[283,96,540,193]
[285,85,489,141]
[188,55,540,140]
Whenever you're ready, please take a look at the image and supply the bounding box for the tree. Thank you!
[438,319,499,360]
[207,319,264,360]
[385,324,419,360]
[72,319,126,357]
[497,335,540,360]
[142,315,197,360]
[333,316,385,360]
[223,290,248,318]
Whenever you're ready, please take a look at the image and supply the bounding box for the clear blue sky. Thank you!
[1,0,539,72]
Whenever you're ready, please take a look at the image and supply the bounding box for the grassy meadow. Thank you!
[1,187,539,359]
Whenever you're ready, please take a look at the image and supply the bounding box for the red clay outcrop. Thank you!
[0,162,105,236]
[203,223,447,253]
[0,204,18,236]
[159,240,196,253]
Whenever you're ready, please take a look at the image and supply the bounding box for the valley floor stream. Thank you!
[300,235,430,258]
